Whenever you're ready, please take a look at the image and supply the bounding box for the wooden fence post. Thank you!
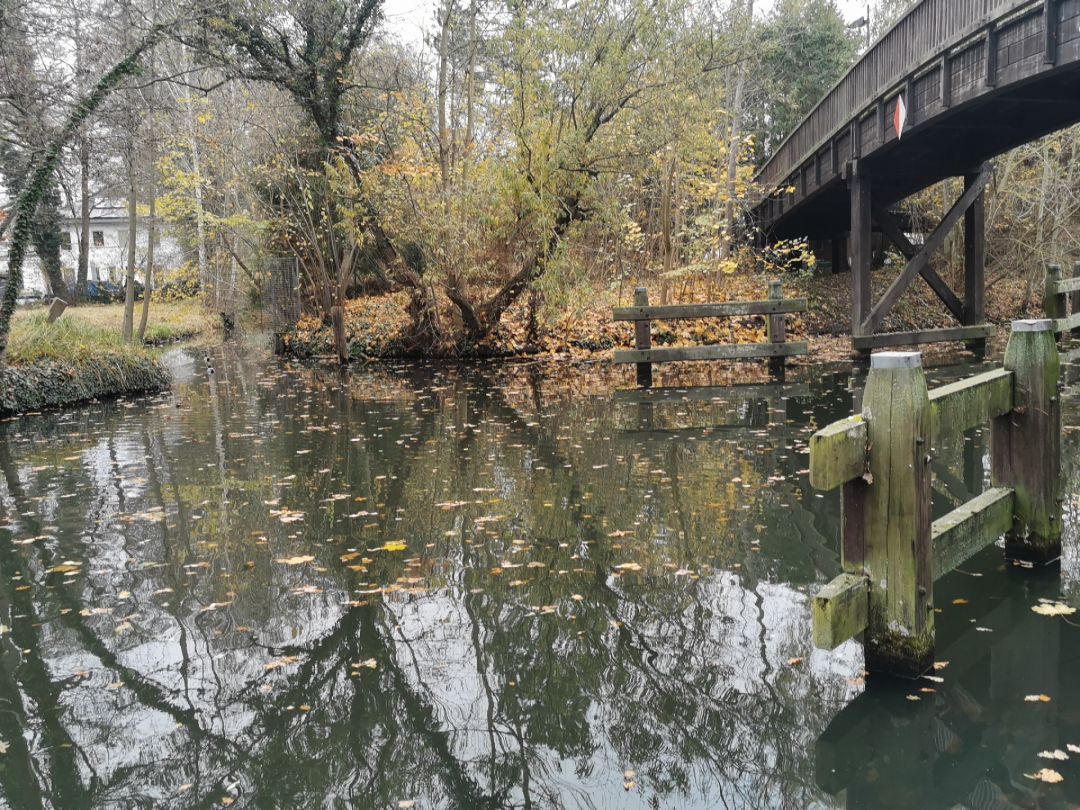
[633,287,653,388]
[330,305,348,365]
[767,280,786,377]
[857,351,934,676]
[1045,263,1065,337]
[991,319,1062,563]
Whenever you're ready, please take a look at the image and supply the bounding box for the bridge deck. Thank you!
[754,0,1080,239]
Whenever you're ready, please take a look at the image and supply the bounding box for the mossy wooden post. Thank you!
[330,305,347,365]
[991,319,1061,563]
[767,280,786,377]
[858,351,934,676]
[1045,264,1065,338]
[633,287,653,388]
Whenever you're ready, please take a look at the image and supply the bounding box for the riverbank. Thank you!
[1,301,217,418]
[282,270,1039,365]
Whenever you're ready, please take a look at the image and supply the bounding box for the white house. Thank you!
[0,200,185,299]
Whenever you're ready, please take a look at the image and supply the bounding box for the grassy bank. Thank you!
[0,301,215,417]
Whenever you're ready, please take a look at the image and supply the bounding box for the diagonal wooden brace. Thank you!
[871,203,964,321]
[862,163,992,335]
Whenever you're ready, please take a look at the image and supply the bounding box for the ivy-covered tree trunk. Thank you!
[0,30,163,361]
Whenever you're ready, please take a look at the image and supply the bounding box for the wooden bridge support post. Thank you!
[963,170,987,353]
[633,287,653,388]
[856,352,935,676]
[767,280,786,378]
[847,162,872,349]
[992,319,1062,563]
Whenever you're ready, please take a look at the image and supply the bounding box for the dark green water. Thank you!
[0,344,1079,809]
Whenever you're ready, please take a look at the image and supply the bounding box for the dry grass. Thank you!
[9,300,217,362]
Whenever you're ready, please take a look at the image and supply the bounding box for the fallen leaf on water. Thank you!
[952,598,969,606]
[275,555,315,565]
[1069,744,1080,755]
[1032,602,1076,617]
[48,563,82,574]
[933,661,950,671]
[398,801,416,809]
[1025,694,1053,703]
[1039,750,1069,761]
[352,658,377,670]
[264,656,299,671]
[787,657,804,667]
[614,562,643,572]
[379,542,407,553]
[1025,768,1064,784]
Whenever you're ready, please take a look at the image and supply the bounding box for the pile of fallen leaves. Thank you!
[278,266,1039,364]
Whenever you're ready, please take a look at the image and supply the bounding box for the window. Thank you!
[59,231,72,251]
[92,231,104,247]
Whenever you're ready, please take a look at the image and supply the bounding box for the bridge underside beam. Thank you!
[848,162,992,352]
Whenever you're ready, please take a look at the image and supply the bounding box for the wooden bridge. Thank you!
[752,0,1080,351]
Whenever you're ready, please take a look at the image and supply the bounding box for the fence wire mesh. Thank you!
[267,256,301,334]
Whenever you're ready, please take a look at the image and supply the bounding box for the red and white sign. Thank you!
[894,95,908,140]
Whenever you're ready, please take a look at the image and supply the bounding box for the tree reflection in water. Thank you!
[0,347,1077,808]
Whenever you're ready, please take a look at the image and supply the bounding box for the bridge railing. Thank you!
[757,0,1034,193]
[808,319,1061,676]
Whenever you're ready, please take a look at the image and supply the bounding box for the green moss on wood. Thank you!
[813,573,868,650]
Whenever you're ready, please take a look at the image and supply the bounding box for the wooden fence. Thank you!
[1044,261,1080,335]
[808,319,1061,676]
[612,282,808,386]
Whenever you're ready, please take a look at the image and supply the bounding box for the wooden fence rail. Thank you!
[1044,262,1080,335]
[808,319,1062,676]
[612,283,808,386]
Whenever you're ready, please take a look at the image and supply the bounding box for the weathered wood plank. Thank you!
[1051,312,1080,333]
[813,573,869,651]
[613,342,808,364]
[932,487,1015,578]
[852,324,996,350]
[611,383,809,404]
[929,368,1014,437]
[611,299,807,321]
[1047,274,1080,296]
[809,415,868,491]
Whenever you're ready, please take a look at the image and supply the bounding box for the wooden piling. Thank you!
[633,287,653,388]
[330,305,348,365]
[767,280,787,377]
[857,351,934,676]
[991,319,1062,563]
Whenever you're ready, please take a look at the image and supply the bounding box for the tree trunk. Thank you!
[122,173,137,342]
[76,135,91,301]
[436,0,455,192]
[720,0,752,262]
[137,186,155,342]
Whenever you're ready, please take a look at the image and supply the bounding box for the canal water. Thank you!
[0,343,1078,809]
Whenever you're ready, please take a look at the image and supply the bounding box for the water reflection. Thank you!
[0,345,1075,808]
